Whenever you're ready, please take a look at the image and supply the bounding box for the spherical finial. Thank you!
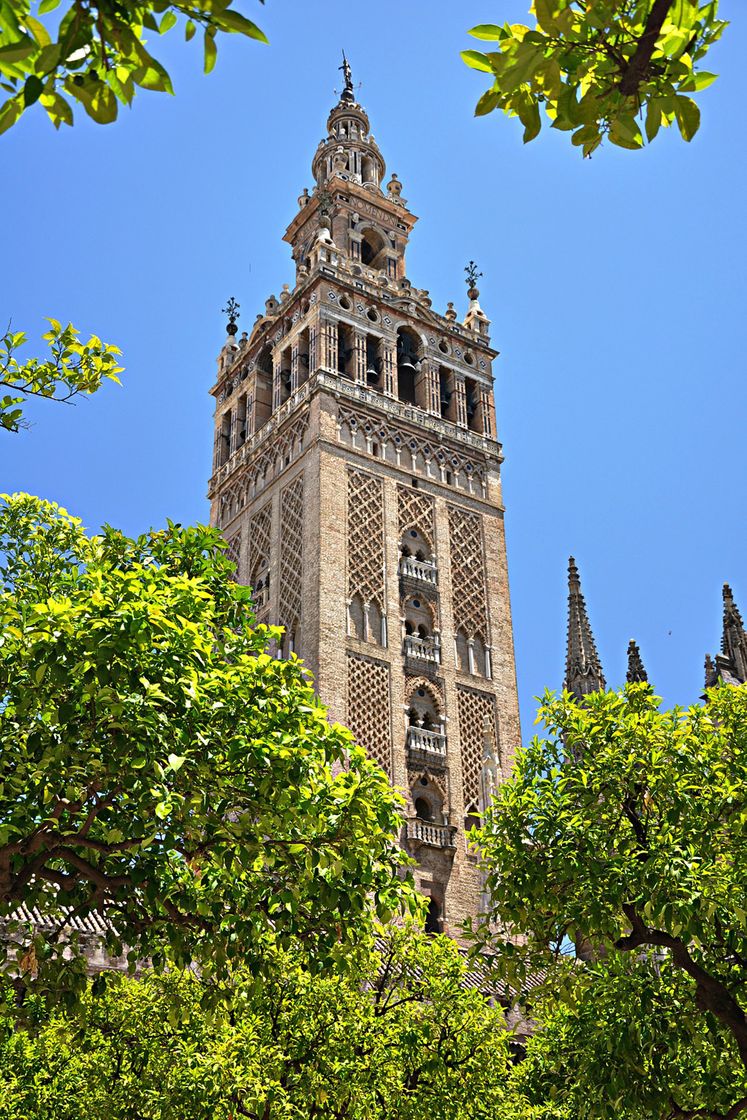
[221,296,240,336]
[445,301,457,322]
[387,173,402,197]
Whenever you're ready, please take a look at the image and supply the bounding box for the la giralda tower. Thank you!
[208,59,521,932]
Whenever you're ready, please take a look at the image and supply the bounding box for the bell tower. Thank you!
[208,60,521,932]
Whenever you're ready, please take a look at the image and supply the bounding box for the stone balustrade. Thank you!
[400,555,438,585]
[406,726,446,757]
[403,634,440,664]
[405,819,457,850]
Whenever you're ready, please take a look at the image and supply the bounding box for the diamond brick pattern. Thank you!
[457,685,498,807]
[447,504,488,640]
[347,469,385,608]
[346,654,392,776]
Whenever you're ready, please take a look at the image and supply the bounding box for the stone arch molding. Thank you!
[405,675,444,716]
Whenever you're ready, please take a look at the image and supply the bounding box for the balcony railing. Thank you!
[406,726,447,759]
[400,556,438,585]
[405,819,457,850]
[403,634,440,664]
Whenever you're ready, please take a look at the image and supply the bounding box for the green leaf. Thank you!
[23,76,43,108]
[204,30,217,75]
[160,10,178,34]
[475,88,500,116]
[674,95,700,140]
[214,11,269,43]
[461,49,494,74]
[38,0,61,12]
[468,24,505,41]
[185,19,196,41]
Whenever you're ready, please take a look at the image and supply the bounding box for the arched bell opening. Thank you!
[297,327,310,386]
[365,333,383,389]
[438,367,456,422]
[464,375,483,434]
[337,322,356,380]
[255,344,273,431]
[396,327,422,406]
[403,595,434,641]
[279,346,292,405]
[360,227,387,269]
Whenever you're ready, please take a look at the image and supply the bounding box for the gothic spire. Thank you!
[721,583,747,683]
[626,639,648,683]
[564,557,606,700]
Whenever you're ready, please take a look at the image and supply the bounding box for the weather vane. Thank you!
[464,261,483,289]
[222,296,240,333]
[339,50,353,93]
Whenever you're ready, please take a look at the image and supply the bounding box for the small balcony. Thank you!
[406,725,447,766]
[399,555,438,586]
[403,634,440,665]
[405,818,457,850]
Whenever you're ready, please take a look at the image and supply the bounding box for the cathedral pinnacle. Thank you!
[626,639,648,684]
[721,583,747,683]
[221,296,240,337]
[564,557,606,700]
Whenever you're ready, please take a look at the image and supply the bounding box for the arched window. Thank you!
[367,599,384,646]
[464,376,483,433]
[414,796,431,821]
[455,629,470,673]
[360,228,387,269]
[472,635,487,677]
[348,594,365,639]
[251,562,270,612]
[424,897,442,935]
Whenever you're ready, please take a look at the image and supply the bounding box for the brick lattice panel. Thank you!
[397,484,436,547]
[279,475,304,632]
[347,469,385,608]
[249,502,272,580]
[447,505,488,639]
[225,529,242,582]
[457,685,498,808]
[346,654,392,776]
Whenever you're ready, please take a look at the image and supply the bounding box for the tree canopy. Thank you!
[0,1,267,134]
[463,1,727,155]
[472,682,747,1118]
[0,493,414,1000]
[1,319,122,433]
[0,927,517,1120]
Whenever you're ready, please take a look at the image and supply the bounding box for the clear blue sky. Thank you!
[2,1,745,740]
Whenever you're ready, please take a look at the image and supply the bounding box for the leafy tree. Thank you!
[0,493,414,999]
[515,954,747,1120]
[463,1,727,155]
[472,682,747,1117]
[0,1,267,134]
[0,927,516,1120]
[1,318,123,433]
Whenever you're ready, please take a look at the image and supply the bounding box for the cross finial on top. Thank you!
[221,296,240,335]
[465,261,483,289]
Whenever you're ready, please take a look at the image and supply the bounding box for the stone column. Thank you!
[354,329,367,386]
[291,342,300,393]
[424,359,440,416]
[382,339,396,398]
[480,387,493,437]
[308,323,318,375]
[454,376,468,428]
[322,319,338,373]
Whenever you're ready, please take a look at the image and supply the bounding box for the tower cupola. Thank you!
[312,54,386,192]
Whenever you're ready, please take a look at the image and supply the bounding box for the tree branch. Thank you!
[618,0,675,96]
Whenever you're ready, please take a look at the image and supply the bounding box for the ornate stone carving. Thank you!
[279,475,304,636]
[346,654,392,776]
[457,685,498,808]
[225,529,242,581]
[347,469,385,609]
[398,484,436,548]
[249,503,272,583]
[447,505,488,640]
